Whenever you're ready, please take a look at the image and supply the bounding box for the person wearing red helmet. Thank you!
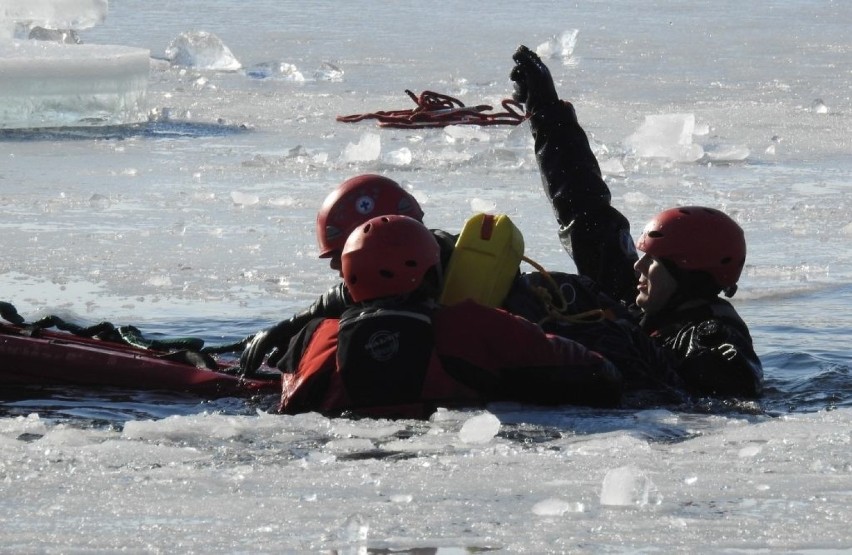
[315,173,425,273]
[278,215,623,417]
[239,174,458,375]
[510,45,762,398]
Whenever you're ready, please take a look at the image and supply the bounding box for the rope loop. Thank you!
[337,89,528,128]
[521,255,607,326]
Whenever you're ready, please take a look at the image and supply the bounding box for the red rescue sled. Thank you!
[0,323,280,396]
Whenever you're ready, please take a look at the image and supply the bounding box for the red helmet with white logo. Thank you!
[636,206,746,289]
[342,215,440,303]
[316,174,424,258]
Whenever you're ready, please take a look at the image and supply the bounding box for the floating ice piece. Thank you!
[600,465,659,507]
[230,191,260,206]
[0,41,149,129]
[245,61,304,81]
[704,143,750,162]
[341,132,381,163]
[599,158,626,176]
[144,275,173,287]
[2,0,108,34]
[268,196,297,208]
[381,147,412,166]
[88,193,110,209]
[165,31,241,71]
[339,513,369,543]
[535,29,579,60]
[738,444,763,458]
[693,122,711,136]
[532,498,585,516]
[444,124,490,143]
[623,191,654,206]
[624,113,704,162]
[470,198,497,213]
[811,98,829,114]
[314,61,344,81]
[458,412,501,444]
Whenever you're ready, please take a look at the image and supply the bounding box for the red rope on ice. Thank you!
[337,90,528,128]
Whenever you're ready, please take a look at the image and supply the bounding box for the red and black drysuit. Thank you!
[277,299,622,418]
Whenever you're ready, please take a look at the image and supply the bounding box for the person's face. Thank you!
[328,251,343,277]
[634,253,678,315]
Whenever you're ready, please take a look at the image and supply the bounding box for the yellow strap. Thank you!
[521,255,607,326]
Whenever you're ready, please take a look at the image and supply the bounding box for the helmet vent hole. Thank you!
[379,269,395,279]
[404,260,418,268]
[647,231,664,238]
[720,256,732,265]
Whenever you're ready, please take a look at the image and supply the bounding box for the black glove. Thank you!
[239,319,295,376]
[510,44,560,115]
[0,301,25,325]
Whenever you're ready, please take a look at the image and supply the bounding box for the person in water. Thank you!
[508,44,763,398]
[277,214,622,417]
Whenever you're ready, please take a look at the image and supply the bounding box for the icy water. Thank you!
[2,1,852,552]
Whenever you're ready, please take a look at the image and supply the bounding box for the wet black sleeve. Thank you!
[529,100,639,305]
[668,319,764,398]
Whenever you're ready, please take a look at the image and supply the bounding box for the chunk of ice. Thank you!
[341,132,381,163]
[624,113,704,162]
[381,147,412,166]
[600,465,661,507]
[2,0,107,35]
[245,61,304,81]
[470,198,497,213]
[230,191,260,206]
[535,29,579,60]
[165,31,241,71]
[458,412,500,444]
[444,124,490,143]
[0,41,149,129]
[704,143,750,162]
[532,498,585,516]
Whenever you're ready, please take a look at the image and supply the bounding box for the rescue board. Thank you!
[0,323,279,396]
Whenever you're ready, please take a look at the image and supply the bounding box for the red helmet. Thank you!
[316,174,424,258]
[342,215,440,303]
[636,206,746,289]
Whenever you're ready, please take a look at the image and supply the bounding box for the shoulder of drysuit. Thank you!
[648,298,763,397]
[287,282,351,328]
[647,297,753,342]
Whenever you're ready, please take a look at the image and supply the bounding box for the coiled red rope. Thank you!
[337,90,528,128]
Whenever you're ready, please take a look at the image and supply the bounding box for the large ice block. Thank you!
[0,40,149,129]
